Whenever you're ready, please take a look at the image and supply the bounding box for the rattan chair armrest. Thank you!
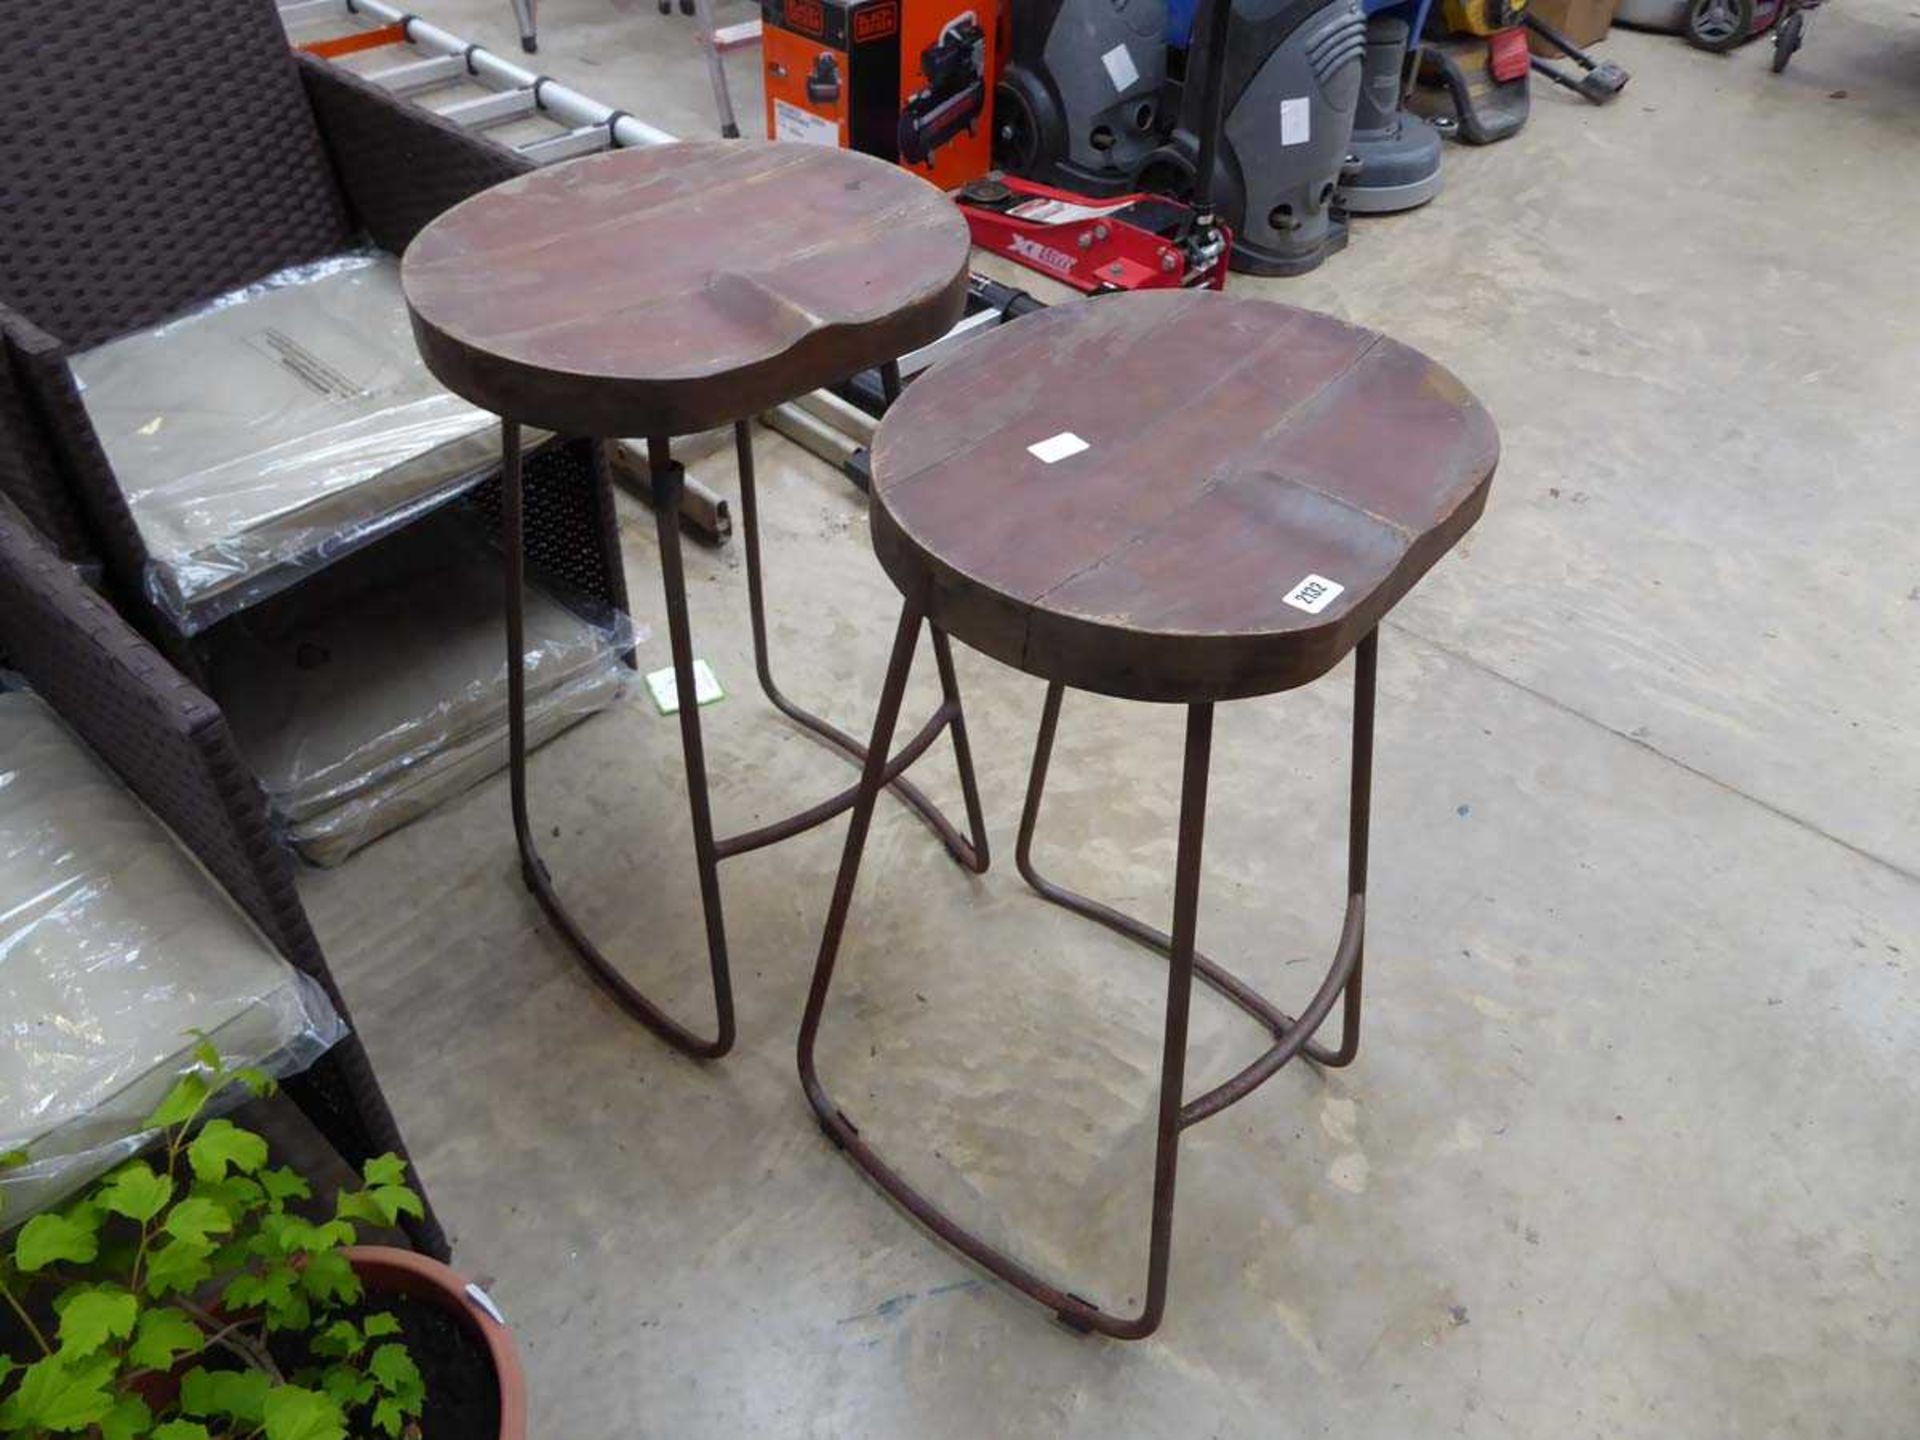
[299,54,535,257]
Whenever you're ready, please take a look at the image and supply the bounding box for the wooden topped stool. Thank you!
[402,141,988,1059]
[799,289,1500,1338]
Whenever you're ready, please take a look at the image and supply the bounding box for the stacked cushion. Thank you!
[210,509,630,866]
[71,250,519,633]
[0,691,340,1223]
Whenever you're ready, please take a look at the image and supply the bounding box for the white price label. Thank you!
[1280,96,1310,147]
[1283,574,1344,615]
[1028,431,1090,464]
[646,659,725,714]
[1102,44,1140,92]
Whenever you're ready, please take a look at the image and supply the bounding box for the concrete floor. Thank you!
[301,3,1920,1435]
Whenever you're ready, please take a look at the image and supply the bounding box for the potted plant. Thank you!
[0,1043,524,1439]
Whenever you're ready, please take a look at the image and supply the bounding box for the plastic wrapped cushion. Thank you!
[0,689,344,1225]
[68,249,513,634]
[210,509,636,864]
[289,661,629,867]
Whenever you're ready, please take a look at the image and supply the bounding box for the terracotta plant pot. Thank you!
[345,1246,528,1440]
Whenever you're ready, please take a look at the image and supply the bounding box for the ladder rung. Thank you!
[711,18,762,50]
[364,53,466,93]
[516,125,613,163]
[436,87,538,128]
[276,0,344,20]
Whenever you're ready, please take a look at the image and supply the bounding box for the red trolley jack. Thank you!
[956,173,1230,294]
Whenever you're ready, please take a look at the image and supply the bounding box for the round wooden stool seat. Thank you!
[402,140,971,437]
[870,289,1500,703]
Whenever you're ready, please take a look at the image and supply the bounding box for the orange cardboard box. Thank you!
[1527,0,1619,55]
[762,0,997,190]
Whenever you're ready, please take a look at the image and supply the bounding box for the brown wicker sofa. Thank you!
[0,0,628,672]
[0,496,449,1258]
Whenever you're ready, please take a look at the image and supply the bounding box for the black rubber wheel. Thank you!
[1135,138,1200,206]
[992,68,1065,177]
[1685,0,1753,50]
[1771,9,1804,69]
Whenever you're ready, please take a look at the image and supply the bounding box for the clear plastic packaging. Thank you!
[68,249,523,635]
[288,660,629,867]
[209,509,637,867]
[0,687,346,1226]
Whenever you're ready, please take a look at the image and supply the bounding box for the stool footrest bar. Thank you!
[1180,900,1364,1128]
[713,698,962,860]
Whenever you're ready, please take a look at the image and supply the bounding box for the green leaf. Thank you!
[0,1352,116,1431]
[260,1385,347,1440]
[144,1071,211,1131]
[277,1219,354,1257]
[14,1210,101,1272]
[141,1238,214,1299]
[187,1120,268,1184]
[361,1312,402,1340]
[257,1168,311,1209]
[298,1251,360,1309]
[265,1291,313,1335]
[127,1307,206,1371]
[367,1343,424,1412]
[318,1364,374,1409]
[197,1175,266,1227]
[189,1034,222,1074]
[100,1393,154,1440]
[360,1155,407,1189]
[100,1162,175,1224]
[55,1287,139,1357]
[163,1197,233,1247]
[0,1354,14,1387]
[371,1395,406,1437]
[332,1190,383,1228]
[179,1367,270,1425]
[151,1423,215,1440]
[0,1148,27,1169]
[224,1261,312,1333]
[337,1183,423,1231]
[209,1237,254,1276]
[234,1068,276,1099]
[224,1265,286,1306]
[310,1320,362,1360]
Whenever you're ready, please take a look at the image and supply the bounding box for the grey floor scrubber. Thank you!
[994,0,1173,196]
[1139,0,1369,274]
[995,0,1369,276]
[1338,13,1443,213]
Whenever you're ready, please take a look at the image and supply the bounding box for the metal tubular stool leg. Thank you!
[734,417,988,874]
[505,424,989,1059]
[1016,633,1375,1079]
[799,615,1376,1338]
[505,424,734,1056]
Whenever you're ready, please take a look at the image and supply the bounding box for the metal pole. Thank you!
[690,0,742,136]
[1190,0,1236,224]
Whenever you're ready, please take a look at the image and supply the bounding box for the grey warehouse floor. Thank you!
[300,4,1920,1436]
